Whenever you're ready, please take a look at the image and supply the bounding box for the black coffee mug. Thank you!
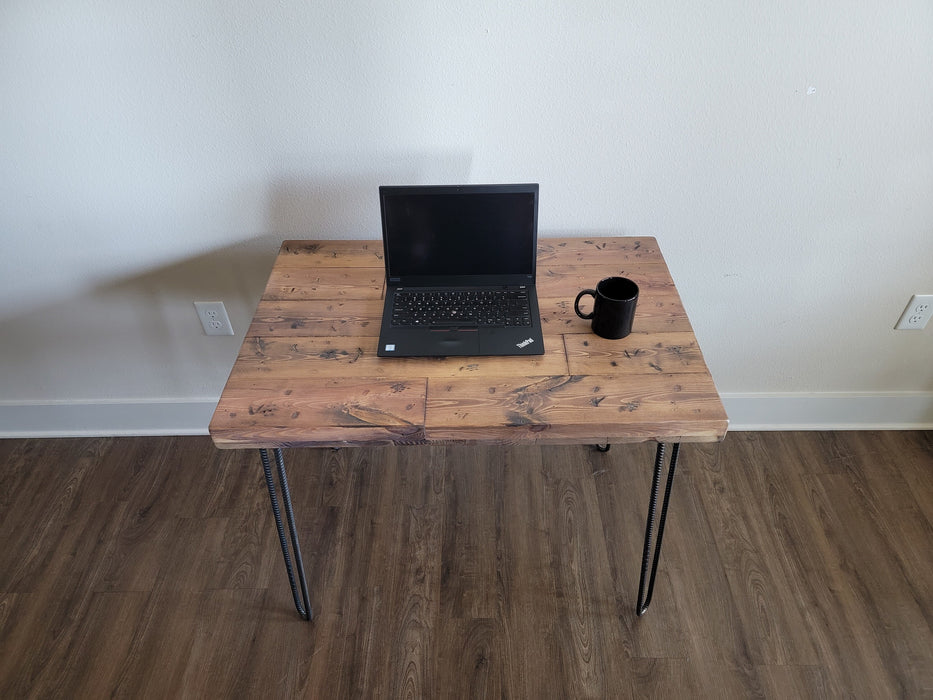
[574,277,639,339]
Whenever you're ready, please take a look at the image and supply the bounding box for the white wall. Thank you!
[2,1,932,435]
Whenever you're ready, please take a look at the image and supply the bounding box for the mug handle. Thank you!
[574,289,597,319]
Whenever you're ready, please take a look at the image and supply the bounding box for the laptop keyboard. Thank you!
[391,289,532,328]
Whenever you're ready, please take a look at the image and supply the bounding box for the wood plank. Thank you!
[424,373,728,443]
[210,378,427,448]
[246,299,383,338]
[540,444,627,695]
[564,332,712,375]
[438,446,502,620]
[276,239,385,268]
[536,236,664,265]
[488,444,565,698]
[262,267,385,301]
[536,263,674,299]
[382,449,445,699]
[225,335,569,381]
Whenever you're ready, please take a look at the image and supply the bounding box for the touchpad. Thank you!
[433,329,480,354]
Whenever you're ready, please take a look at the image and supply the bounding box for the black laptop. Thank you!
[377,183,545,357]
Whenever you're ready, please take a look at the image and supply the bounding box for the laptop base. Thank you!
[377,325,544,358]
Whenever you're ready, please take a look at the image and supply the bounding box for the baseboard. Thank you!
[1,394,931,438]
[0,400,216,438]
[722,392,933,431]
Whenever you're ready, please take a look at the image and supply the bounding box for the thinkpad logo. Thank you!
[516,338,535,349]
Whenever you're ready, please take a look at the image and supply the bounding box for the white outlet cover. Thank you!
[894,294,933,330]
[194,301,235,336]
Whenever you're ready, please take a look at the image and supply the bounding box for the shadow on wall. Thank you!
[0,154,475,402]
[265,150,474,238]
[0,236,282,401]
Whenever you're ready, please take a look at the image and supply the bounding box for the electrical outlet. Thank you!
[194,301,235,336]
[894,294,933,330]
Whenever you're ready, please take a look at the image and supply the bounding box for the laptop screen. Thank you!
[380,184,538,282]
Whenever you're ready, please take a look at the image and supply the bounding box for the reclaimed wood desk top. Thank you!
[209,237,728,449]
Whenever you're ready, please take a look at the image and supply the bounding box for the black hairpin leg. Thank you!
[636,442,680,616]
[259,448,312,621]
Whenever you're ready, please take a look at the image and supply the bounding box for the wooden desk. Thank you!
[209,237,728,619]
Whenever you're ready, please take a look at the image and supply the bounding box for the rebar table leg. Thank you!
[259,448,312,621]
[636,442,680,616]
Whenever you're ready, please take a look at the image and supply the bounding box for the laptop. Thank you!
[377,183,545,358]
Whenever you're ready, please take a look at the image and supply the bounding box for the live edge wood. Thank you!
[209,237,728,449]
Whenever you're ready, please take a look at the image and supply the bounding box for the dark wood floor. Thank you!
[1,431,931,698]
